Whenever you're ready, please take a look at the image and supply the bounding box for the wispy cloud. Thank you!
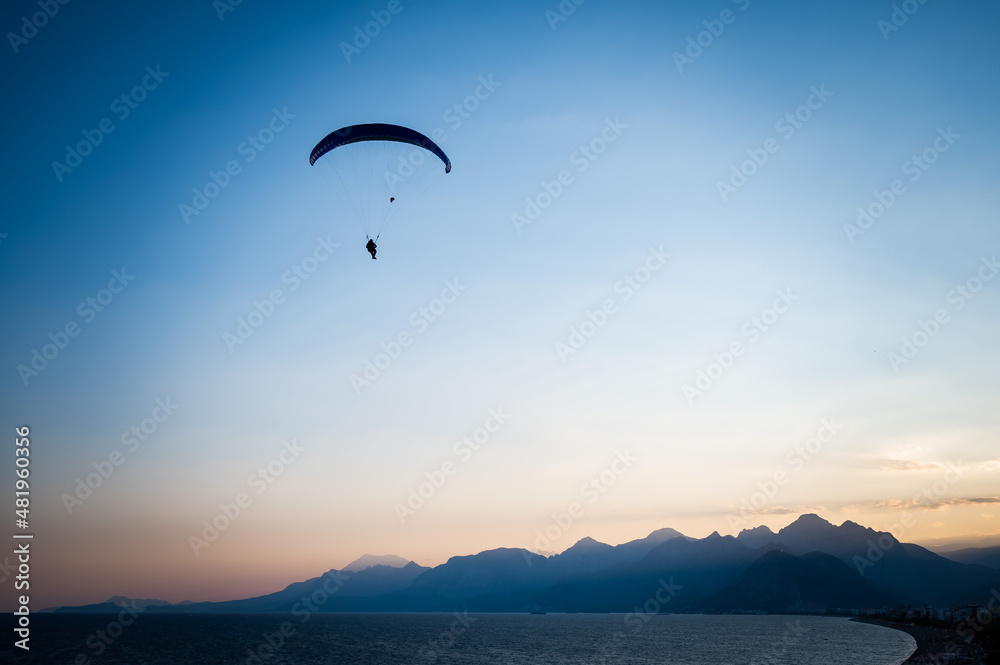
[860,496,1000,511]
[867,457,1000,473]
[881,460,945,472]
[747,507,801,516]
[725,496,1000,519]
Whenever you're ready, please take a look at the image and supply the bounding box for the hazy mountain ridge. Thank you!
[51,515,1000,614]
[939,545,1000,570]
[706,550,910,612]
[343,553,411,572]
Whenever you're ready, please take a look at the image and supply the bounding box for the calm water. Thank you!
[9,613,916,664]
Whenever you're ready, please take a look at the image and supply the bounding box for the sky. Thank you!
[1,0,998,609]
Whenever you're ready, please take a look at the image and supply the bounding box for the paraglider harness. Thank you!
[366,236,377,260]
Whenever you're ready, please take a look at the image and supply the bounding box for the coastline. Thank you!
[851,617,986,664]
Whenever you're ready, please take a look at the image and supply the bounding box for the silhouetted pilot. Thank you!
[366,238,377,260]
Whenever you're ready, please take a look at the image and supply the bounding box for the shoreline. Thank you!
[851,617,986,664]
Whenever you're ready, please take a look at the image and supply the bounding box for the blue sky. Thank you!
[1,0,999,607]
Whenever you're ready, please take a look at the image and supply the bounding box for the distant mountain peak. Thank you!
[759,548,790,561]
[566,536,611,551]
[781,513,835,533]
[459,546,536,562]
[343,554,411,572]
[105,596,172,609]
[646,527,686,541]
[736,525,779,549]
[795,513,832,525]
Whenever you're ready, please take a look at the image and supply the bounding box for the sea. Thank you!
[9,613,916,664]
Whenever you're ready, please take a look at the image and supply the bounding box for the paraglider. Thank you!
[309,123,451,258]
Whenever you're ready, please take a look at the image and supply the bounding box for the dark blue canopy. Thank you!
[309,123,451,172]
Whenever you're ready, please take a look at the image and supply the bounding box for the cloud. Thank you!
[954,497,1000,505]
[868,457,1000,473]
[867,496,1000,511]
[735,497,1000,519]
[746,506,800,516]
[882,460,945,472]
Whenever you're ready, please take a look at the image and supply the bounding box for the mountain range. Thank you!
[938,545,1000,570]
[51,515,1000,614]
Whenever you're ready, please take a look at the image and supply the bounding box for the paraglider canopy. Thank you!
[309,123,451,243]
[309,123,451,173]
